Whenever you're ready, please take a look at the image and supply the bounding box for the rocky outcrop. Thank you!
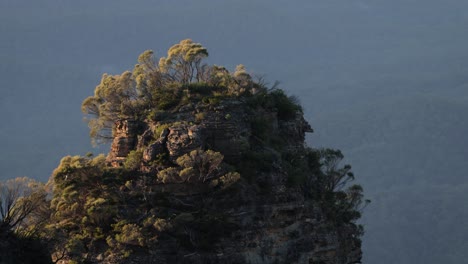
[279,112,314,149]
[107,99,311,167]
[166,124,204,161]
[104,98,362,264]
[106,120,141,166]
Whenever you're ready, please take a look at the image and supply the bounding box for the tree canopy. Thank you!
[159,39,209,84]
[81,39,259,144]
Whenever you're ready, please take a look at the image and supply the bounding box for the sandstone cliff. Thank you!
[101,96,362,264]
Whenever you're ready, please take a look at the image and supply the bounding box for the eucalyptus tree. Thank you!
[159,39,209,84]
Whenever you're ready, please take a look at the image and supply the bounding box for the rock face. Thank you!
[166,124,204,161]
[105,98,362,264]
[107,120,141,166]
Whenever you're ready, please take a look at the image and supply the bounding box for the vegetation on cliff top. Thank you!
[0,39,367,263]
[81,39,285,145]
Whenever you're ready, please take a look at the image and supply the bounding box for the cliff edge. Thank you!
[47,40,365,264]
[99,95,361,263]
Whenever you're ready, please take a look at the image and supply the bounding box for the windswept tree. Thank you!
[133,50,172,109]
[81,39,257,145]
[310,148,369,224]
[81,71,141,144]
[82,40,209,144]
[159,39,209,84]
[317,148,354,192]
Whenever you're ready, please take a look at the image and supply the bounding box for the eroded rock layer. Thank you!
[104,98,361,264]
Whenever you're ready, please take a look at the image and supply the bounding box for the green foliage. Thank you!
[175,149,224,182]
[159,39,209,84]
[231,64,253,95]
[156,149,241,190]
[316,148,355,192]
[45,154,177,261]
[157,167,181,183]
[81,39,266,146]
[123,150,143,171]
[81,72,142,144]
[113,222,145,247]
[133,50,173,110]
[207,65,231,88]
[143,216,172,232]
[209,172,241,190]
[84,197,116,226]
[269,89,302,120]
[247,89,302,121]
[0,177,48,234]
[151,85,182,110]
[46,155,125,262]
[279,147,368,228]
[153,123,171,139]
[297,148,368,225]
[51,154,107,190]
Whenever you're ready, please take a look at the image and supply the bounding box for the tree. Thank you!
[133,50,174,109]
[317,148,354,192]
[207,65,231,87]
[46,155,121,262]
[81,72,142,144]
[309,148,369,224]
[82,40,209,144]
[81,39,261,145]
[0,177,47,235]
[159,39,209,84]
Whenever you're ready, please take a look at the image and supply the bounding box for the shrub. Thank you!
[209,172,241,190]
[153,123,171,139]
[154,88,181,110]
[123,150,143,171]
[176,150,224,182]
[269,89,302,120]
[114,223,145,247]
[143,216,172,232]
[157,167,181,183]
